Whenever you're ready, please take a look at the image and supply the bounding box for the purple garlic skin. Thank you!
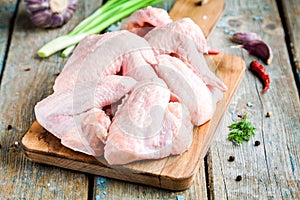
[242,40,273,65]
[24,0,78,28]
[232,32,261,44]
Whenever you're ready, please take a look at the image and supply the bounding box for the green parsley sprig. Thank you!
[228,114,256,145]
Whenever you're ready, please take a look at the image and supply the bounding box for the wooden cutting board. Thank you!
[21,0,245,191]
[169,0,225,38]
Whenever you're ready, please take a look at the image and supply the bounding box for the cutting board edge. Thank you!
[21,144,196,191]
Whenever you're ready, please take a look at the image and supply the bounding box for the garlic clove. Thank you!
[24,0,78,28]
[231,32,261,44]
[241,40,273,65]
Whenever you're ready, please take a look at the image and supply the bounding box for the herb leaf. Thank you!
[228,114,255,145]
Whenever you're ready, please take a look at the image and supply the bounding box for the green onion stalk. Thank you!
[37,0,165,58]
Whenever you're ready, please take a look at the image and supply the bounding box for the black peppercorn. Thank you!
[228,156,235,162]
[235,175,242,181]
[7,125,12,130]
[254,140,261,146]
[54,70,61,76]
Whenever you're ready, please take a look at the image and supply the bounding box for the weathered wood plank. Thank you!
[0,0,102,199]
[92,161,208,200]
[2,0,299,199]
[279,0,300,86]
[207,0,300,199]
[0,0,18,76]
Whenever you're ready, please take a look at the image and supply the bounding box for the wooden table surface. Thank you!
[0,0,299,199]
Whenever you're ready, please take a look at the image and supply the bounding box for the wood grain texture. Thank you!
[92,161,208,200]
[206,0,300,199]
[279,0,300,85]
[0,0,103,199]
[0,0,18,75]
[2,0,299,199]
[169,0,225,38]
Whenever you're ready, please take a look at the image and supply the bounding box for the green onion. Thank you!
[37,0,165,58]
[37,33,88,58]
[61,45,76,58]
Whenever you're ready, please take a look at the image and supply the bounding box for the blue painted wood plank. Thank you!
[0,0,18,77]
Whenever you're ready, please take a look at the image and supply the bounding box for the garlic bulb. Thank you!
[24,0,78,28]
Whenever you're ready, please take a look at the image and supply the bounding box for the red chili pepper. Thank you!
[207,47,220,55]
[250,60,270,92]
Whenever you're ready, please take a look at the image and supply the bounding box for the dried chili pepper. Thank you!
[250,60,270,92]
